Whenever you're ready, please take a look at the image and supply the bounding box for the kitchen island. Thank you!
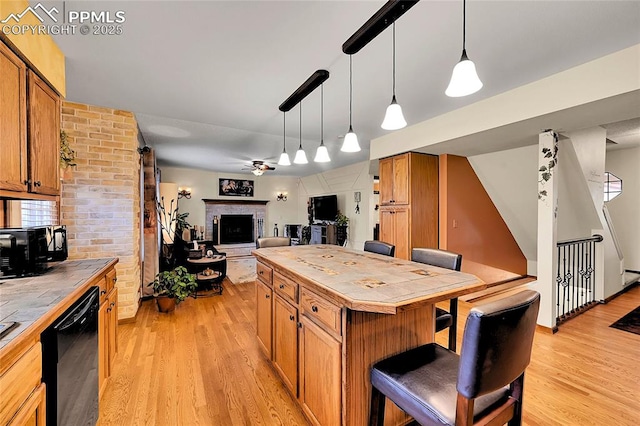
[0,258,118,425]
[252,245,485,426]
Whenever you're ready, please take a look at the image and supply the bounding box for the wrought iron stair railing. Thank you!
[556,234,603,326]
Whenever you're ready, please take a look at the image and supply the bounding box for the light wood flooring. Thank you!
[100,282,640,425]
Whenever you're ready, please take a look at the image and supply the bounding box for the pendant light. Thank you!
[277,111,291,166]
[314,83,331,163]
[445,0,483,97]
[294,103,308,164]
[381,23,407,130]
[341,55,361,152]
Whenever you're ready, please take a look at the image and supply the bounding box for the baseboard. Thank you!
[604,280,638,304]
[536,324,557,334]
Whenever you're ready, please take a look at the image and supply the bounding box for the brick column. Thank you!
[60,101,141,320]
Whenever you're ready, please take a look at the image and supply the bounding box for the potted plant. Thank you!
[149,266,197,313]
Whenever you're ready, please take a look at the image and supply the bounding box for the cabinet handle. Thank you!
[289,315,295,321]
[23,179,31,185]
[297,322,303,329]
[259,270,263,275]
[34,181,41,187]
[100,290,107,295]
[110,302,116,307]
[279,284,285,289]
[113,277,118,283]
[107,307,112,312]
[265,294,270,299]
[311,305,318,313]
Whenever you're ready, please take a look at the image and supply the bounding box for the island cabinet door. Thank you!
[98,300,109,397]
[299,315,342,426]
[272,295,298,395]
[256,279,273,358]
[7,383,46,426]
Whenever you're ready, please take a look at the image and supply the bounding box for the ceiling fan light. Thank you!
[314,144,331,163]
[381,98,407,130]
[341,126,361,152]
[278,151,291,166]
[294,147,308,164]
[252,169,264,176]
[445,52,483,97]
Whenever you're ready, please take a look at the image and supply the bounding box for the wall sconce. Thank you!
[178,187,192,199]
[277,192,288,202]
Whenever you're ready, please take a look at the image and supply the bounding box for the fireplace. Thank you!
[219,214,254,244]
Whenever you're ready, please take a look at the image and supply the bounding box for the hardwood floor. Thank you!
[100,282,640,425]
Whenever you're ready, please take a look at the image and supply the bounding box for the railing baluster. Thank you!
[556,234,603,326]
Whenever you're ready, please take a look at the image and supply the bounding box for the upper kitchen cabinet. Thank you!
[28,70,60,196]
[0,40,61,199]
[379,153,409,205]
[0,40,28,193]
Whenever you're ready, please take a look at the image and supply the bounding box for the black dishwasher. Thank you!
[42,286,99,426]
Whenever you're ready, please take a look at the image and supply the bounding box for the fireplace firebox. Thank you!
[219,214,254,244]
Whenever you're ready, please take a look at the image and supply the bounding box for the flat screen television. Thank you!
[313,195,338,222]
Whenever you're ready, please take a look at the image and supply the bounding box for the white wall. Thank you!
[298,161,374,249]
[606,146,640,272]
[565,127,624,298]
[159,166,299,238]
[468,145,538,273]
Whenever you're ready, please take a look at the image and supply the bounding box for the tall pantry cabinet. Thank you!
[378,152,439,260]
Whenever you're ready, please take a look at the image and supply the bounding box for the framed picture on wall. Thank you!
[219,178,254,197]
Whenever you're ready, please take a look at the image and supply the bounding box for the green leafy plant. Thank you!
[335,210,349,226]
[538,131,559,200]
[60,130,77,169]
[150,266,197,303]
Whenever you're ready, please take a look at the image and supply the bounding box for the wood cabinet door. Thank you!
[256,280,273,358]
[8,383,45,426]
[392,153,410,205]
[378,157,394,205]
[394,208,410,260]
[299,315,341,426]
[98,299,109,397]
[273,295,298,395]
[0,41,27,192]
[108,289,118,367]
[27,70,60,195]
[379,208,395,249]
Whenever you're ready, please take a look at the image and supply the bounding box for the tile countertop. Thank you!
[0,258,118,352]
[253,245,486,314]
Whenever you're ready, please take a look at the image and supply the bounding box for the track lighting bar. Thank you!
[278,70,330,112]
[342,0,420,55]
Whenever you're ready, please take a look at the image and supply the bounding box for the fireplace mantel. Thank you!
[203,199,270,205]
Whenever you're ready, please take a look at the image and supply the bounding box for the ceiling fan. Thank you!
[243,160,276,176]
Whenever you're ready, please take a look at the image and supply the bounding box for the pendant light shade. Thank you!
[341,55,361,153]
[381,23,407,130]
[314,83,331,163]
[446,0,482,98]
[294,103,308,164]
[381,97,407,130]
[278,112,291,166]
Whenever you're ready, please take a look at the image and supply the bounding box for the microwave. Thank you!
[0,226,66,277]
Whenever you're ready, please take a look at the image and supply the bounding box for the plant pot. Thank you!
[156,296,176,313]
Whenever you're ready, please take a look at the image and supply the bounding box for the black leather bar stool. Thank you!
[411,248,462,351]
[370,290,540,426]
[364,240,396,257]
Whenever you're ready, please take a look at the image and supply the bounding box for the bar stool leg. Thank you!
[369,385,386,426]
[449,298,458,352]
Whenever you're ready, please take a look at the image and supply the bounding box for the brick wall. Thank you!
[60,101,141,320]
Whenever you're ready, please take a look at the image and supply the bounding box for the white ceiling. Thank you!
[50,1,640,176]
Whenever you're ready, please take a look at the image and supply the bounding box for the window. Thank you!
[20,200,59,227]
